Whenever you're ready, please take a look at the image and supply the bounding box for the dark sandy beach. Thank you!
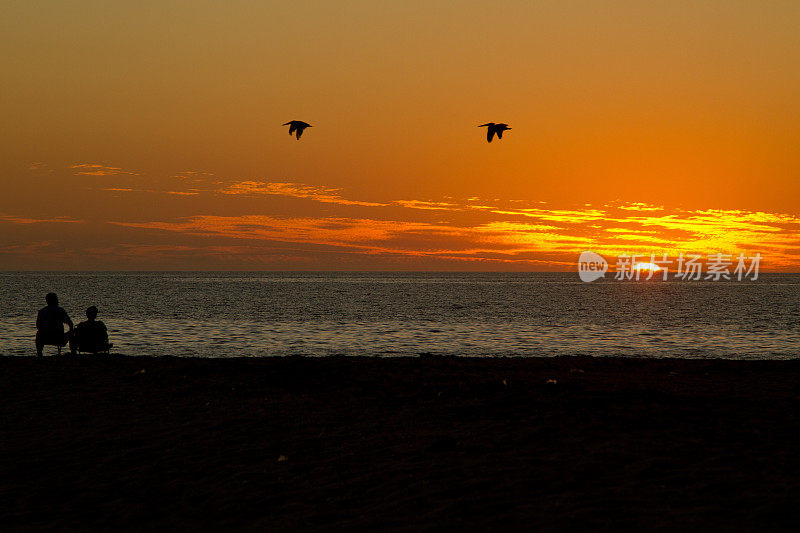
[1,355,798,531]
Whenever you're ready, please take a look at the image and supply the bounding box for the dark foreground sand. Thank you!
[1,355,799,531]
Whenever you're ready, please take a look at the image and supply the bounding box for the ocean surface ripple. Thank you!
[2,272,798,359]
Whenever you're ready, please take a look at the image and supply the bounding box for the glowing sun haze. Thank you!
[633,263,661,271]
[2,1,799,270]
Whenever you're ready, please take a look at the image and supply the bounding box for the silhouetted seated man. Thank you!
[75,306,113,354]
[36,292,76,356]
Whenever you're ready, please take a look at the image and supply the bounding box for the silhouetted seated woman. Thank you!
[75,306,113,354]
[36,292,76,356]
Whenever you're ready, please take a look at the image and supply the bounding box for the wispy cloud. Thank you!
[114,215,463,248]
[217,181,387,207]
[28,162,54,173]
[108,202,800,269]
[0,214,82,224]
[167,190,201,196]
[392,200,461,211]
[485,207,609,223]
[610,202,665,211]
[0,240,57,253]
[9,163,800,270]
[173,170,216,179]
[71,163,140,176]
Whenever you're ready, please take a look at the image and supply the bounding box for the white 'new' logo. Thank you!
[578,251,608,282]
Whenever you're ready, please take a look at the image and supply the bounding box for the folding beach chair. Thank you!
[43,339,69,355]
[75,323,113,354]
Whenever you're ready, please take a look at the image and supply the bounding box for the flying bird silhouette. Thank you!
[283,120,312,140]
[478,122,511,143]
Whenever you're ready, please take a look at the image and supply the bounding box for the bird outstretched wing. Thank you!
[487,128,495,142]
[495,129,503,140]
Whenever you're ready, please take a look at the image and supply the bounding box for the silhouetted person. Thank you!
[283,120,312,140]
[478,122,511,142]
[75,306,112,354]
[36,293,75,356]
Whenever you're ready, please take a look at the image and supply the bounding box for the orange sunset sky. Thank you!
[2,1,799,271]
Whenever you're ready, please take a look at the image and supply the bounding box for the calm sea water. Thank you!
[1,272,798,359]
